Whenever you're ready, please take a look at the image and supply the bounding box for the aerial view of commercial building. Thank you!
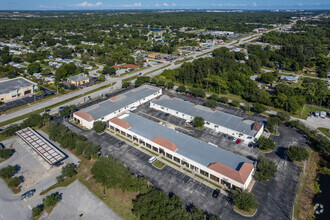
[151,95,264,142]
[109,112,255,190]
[73,85,162,129]
[0,77,37,102]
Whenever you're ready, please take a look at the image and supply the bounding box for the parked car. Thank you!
[212,189,220,198]
[320,111,326,118]
[21,189,36,200]
[236,139,242,144]
[148,156,157,164]
[233,138,237,142]
[315,111,320,117]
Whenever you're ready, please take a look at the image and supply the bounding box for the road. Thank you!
[0,24,287,126]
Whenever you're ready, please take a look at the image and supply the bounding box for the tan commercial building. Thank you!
[0,77,37,102]
[67,75,90,86]
[108,113,255,190]
[148,53,161,59]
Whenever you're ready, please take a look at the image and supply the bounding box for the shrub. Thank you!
[193,116,204,128]
[176,85,186,93]
[61,163,77,178]
[122,81,131,88]
[232,190,258,212]
[231,100,240,107]
[0,148,12,158]
[218,97,228,104]
[43,193,60,208]
[166,82,174,89]
[32,206,43,217]
[189,88,205,98]
[8,176,21,187]
[252,103,266,113]
[205,99,217,108]
[286,146,309,162]
[208,94,219,101]
[257,136,275,151]
[156,80,166,87]
[277,112,290,122]
[266,117,282,133]
[255,156,277,181]
[0,165,15,178]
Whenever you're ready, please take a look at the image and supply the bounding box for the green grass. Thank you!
[174,57,193,65]
[196,51,212,58]
[234,206,257,216]
[183,168,192,174]
[122,75,139,83]
[0,83,116,127]
[258,148,273,153]
[152,160,166,169]
[141,146,159,156]
[194,174,222,189]
[318,127,330,138]
[115,134,133,143]
[40,176,77,195]
[298,105,329,120]
[143,64,171,76]
[160,157,181,168]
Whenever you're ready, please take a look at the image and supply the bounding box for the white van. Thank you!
[148,156,157,164]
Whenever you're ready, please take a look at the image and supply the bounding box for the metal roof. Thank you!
[80,85,160,120]
[151,95,258,137]
[0,77,36,94]
[67,75,89,82]
[118,113,253,170]
[16,127,66,165]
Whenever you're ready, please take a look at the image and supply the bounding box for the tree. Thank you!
[205,99,217,108]
[257,136,275,151]
[61,163,77,178]
[286,146,309,162]
[0,149,12,158]
[93,121,106,133]
[231,100,240,107]
[0,165,15,178]
[156,80,166,87]
[232,190,258,212]
[266,117,282,133]
[193,116,204,128]
[135,76,150,87]
[122,82,131,88]
[8,176,21,187]
[218,97,228,104]
[2,124,21,136]
[166,82,174,89]
[27,62,41,75]
[260,72,276,84]
[255,156,277,181]
[102,66,116,75]
[252,103,266,113]
[59,105,76,118]
[277,112,290,122]
[176,85,186,93]
[32,206,43,217]
[43,193,60,208]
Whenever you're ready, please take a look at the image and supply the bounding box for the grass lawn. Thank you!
[174,57,193,65]
[317,127,330,138]
[183,168,192,174]
[143,64,171,76]
[3,178,21,194]
[258,148,273,153]
[141,146,158,156]
[40,176,78,196]
[160,157,181,168]
[234,206,257,216]
[296,104,329,120]
[152,160,166,169]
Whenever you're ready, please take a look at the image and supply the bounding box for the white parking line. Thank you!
[28,205,32,210]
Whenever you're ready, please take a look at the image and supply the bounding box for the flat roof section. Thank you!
[111,113,254,171]
[151,95,259,137]
[0,77,36,94]
[16,127,66,165]
[77,85,161,121]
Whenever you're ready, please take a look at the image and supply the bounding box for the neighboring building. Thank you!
[67,75,90,86]
[148,53,161,59]
[16,127,66,166]
[122,64,140,69]
[73,85,162,129]
[151,95,264,142]
[109,113,255,190]
[0,77,37,102]
[280,75,298,83]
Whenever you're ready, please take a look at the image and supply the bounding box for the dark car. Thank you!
[212,189,220,198]
[116,141,125,148]
[21,189,36,199]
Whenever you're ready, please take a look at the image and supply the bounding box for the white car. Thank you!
[233,138,237,142]
[148,156,157,164]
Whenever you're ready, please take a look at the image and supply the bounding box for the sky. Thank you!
[0,0,329,10]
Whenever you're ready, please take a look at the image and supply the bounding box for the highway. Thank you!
[0,25,286,126]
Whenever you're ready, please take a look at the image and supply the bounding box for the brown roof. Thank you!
[74,110,94,122]
[109,117,131,129]
[151,137,178,152]
[123,64,139,69]
[252,121,263,131]
[208,162,254,184]
[111,65,121,69]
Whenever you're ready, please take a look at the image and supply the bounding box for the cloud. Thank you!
[298,3,303,6]
[172,3,176,7]
[155,3,160,7]
[253,2,257,7]
[39,5,63,9]
[75,1,103,7]
[163,3,168,7]
[121,2,142,7]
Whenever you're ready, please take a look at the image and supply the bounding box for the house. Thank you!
[122,64,140,69]
[280,75,298,83]
[66,75,90,86]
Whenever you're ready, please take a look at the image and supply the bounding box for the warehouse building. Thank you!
[109,113,255,190]
[150,95,264,142]
[16,127,66,166]
[0,77,37,102]
[73,85,162,129]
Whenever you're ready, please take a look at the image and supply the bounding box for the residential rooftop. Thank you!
[151,95,259,137]
[0,77,36,94]
[112,113,254,171]
[77,85,161,121]
[67,75,89,82]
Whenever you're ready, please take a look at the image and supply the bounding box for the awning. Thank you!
[17,92,21,95]
[11,94,16,97]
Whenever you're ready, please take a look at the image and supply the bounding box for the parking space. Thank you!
[38,181,122,220]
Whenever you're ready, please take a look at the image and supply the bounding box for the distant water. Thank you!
[313,174,330,220]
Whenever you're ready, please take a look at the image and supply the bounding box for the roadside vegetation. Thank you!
[32,193,61,219]
[232,190,258,216]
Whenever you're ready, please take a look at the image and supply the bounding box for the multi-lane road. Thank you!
[0,25,287,126]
